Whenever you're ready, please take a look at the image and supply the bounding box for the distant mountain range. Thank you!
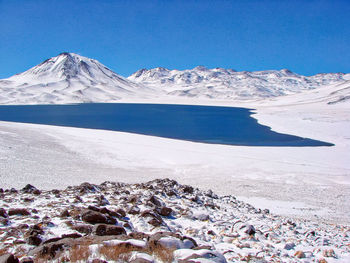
[0,52,349,104]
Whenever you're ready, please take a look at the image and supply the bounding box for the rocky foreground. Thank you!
[0,179,349,262]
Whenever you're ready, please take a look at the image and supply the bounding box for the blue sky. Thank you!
[0,0,349,78]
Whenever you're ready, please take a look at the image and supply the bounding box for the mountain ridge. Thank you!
[128,66,347,100]
[0,52,349,104]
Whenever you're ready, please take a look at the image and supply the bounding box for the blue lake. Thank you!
[0,103,333,147]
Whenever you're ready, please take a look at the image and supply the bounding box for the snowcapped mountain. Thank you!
[128,66,348,100]
[0,53,349,104]
[0,53,153,104]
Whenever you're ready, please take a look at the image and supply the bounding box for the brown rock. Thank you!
[81,210,108,224]
[166,190,177,196]
[0,208,8,218]
[27,235,42,246]
[94,224,126,236]
[60,209,70,218]
[87,205,100,212]
[71,224,93,235]
[128,195,139,203]
[21,184,38,194]
[27,224,44,236]
[323,249,336,258]
[79,182,97,194]
[43,237,63,244]
[149,195,162,207]
[157,207,173,216]
[148,218,162,227]
[61,233,82,239]
[0,218,10,226]
[123,222,132,229]
[8,208,31,216]
[128,232,150,240]
[128,206,140,215]
[183,185,194,194]
[294,251,306,259]
[141,210,162,220]
[116,208,126,217]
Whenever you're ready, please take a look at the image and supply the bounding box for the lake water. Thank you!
[0,103,333,146]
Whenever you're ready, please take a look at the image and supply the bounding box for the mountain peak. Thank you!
[1,53,151,104]
[20,52,102,80]
[193,65,208,71]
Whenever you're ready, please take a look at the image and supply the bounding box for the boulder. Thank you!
[294,251,306,259]
[157,207,172,217]
[8,208,31,216]
[21,184,41,195]
[71,224,93,235]
[79,182,98,194]
[128,206,140,215]
[60,209,70,218]
[27,235,42,246]
[149,195,163,207]
[93,224,126,236]
[0,208,8,218]
[284,242,296,250]
[96,195,109,206]
[244,225,256,236]
[182,185,194,194]
[81,210,108,224]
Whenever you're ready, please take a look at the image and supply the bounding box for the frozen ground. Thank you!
[0,82,349,224]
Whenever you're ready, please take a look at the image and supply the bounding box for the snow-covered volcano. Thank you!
[0,53,153,104]
[128,66,348,100]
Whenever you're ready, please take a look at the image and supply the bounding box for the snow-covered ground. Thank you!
[1,80,349,224]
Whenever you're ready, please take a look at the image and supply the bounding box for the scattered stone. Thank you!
[27,235,42,246]
[284,242,296,250]
[323,248,336,258]
[79,182,97,194]
[149,195,163,207]
[71,224,93,235]
[8,208,31,216]
[0,208,8,218]
[60,209,70,218]
[245,224,256,236]
[94,224,126,236]
[294,251,306,259]
[21,184,38,194]
[156,206,172,216]
[96,195,109,206]
[128,206,140,215]
[183,185,194,194]
[116,208,126,217]
[0,178,349,263]
[61,233,82,239]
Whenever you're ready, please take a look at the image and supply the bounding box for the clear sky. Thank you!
[0,0,349,78]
